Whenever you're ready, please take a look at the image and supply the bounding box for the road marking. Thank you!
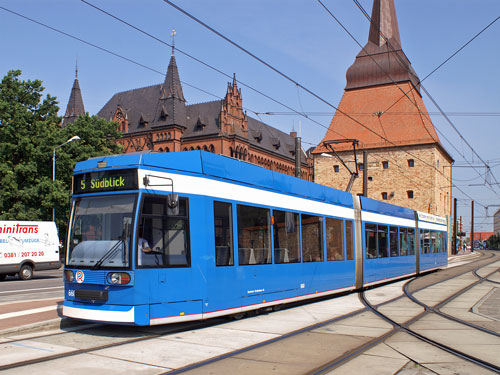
[0,286,64,295]
[0,305,58,320]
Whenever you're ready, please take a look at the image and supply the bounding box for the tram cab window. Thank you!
[400,228,408,256]
[407,228,416,255]
[273,210,300,264]
[138,196,190,267]
[345,220,354,260]
[389,226,399,257]
[237,205,271,265]
[214,201,233,266]
[365,224,377,259]
[326,217,344,261]
[301,214,324,262]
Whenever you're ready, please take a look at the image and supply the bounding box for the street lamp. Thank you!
[52,136,81,222]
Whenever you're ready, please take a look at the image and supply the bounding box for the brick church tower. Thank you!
[313,0,453,217]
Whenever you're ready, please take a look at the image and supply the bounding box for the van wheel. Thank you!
[0,274,6,281]
[19,265,33,280]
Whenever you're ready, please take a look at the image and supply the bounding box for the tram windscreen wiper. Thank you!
[92,240,124,270]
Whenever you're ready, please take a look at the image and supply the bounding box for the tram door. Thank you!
[208,201,241,312]
[138,195,199,304]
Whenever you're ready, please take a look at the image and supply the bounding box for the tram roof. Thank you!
[74,151,354,208]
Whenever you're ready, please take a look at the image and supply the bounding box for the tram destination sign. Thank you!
[73,169,138,194]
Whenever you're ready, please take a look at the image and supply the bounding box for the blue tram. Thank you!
[62,151,448,325]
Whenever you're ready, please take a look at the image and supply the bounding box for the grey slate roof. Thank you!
[96,50,307,164]
[97,86,306,163]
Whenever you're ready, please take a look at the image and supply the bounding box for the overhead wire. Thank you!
[346,0,499,206]
[162,0,496,209]
[3,2,493,209]
[162,0,454,191]
[82,0,440,193]
[350,0,500,199]
[79,0,350,144]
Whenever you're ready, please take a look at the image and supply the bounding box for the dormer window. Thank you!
[139,113,148,128]
[160,105,168,120]
[195,117,205,131]
[251,130,263,143]
[271,137,280,150]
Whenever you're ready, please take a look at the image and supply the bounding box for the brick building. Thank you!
[313,0,453,217]
[96,49,313,181]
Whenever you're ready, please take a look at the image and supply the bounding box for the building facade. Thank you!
[96,50,313,181]
[494,208,500,235]
[312,0,452,217]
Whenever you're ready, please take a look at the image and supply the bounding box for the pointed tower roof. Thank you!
[313,0,452,162]
[345,0,420,92]
[62,66,85,127]
[154,50,187,127]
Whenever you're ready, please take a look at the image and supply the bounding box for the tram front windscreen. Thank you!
[67,194,136,269]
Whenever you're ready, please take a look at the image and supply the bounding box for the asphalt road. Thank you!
[0,268,64,303]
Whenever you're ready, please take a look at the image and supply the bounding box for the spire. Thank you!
[62,65,85,127]
[345,0,420,92]
[155,41,187,127]
[171,29,176,56]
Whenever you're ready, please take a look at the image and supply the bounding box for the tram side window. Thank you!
[408,228,415,255]
[273,210,300,264]
[138,196,190,268]
[326,217,344,261]
[378,225,389,258]
[400,228,408,256]
[365,223,377,259]
[214,201,233,266]
[237,205,271,265]
[389,226,399,257]
[430,231,437,253]
[421,230,431,254]
[440,232,447,253]
[345,220,354,260]
[302,214,324,262]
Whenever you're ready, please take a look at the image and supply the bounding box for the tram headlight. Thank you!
[107,272,131,285]
[64,270,75,282]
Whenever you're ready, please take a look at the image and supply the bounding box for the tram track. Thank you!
[1,251,498,374]
[164,251,499,374]
[0,319,225,372]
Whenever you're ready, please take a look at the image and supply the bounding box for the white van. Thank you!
[0,221,61,280]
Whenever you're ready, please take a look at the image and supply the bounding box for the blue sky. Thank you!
[1,0,499,233]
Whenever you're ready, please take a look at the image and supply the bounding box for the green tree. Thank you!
[0,70,122,243]
[486,234,500,250]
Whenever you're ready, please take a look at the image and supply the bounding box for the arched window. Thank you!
[203,145,208,151]
[210,144,215,153]
[166,147,170,152]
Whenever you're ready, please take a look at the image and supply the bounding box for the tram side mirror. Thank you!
[167,193,179,216]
